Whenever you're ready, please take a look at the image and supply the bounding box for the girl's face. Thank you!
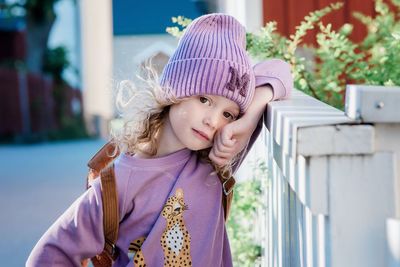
[165,95,240,151]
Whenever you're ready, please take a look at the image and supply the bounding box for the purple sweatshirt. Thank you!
[26,59,293,267]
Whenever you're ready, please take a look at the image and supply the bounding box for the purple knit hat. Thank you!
[160,13,255,113]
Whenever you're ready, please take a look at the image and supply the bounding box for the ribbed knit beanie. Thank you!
[160,13,255,113]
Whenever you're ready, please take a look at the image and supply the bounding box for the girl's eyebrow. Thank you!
[224,102,239,114]
[230,106,239,113]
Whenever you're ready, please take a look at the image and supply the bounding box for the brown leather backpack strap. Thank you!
[91,164,119,267]
[91,251,112,267]
[219,175,236,221]
[87,141,120,189]
[88,141,119,172]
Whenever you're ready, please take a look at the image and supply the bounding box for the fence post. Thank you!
[346,85,400,267]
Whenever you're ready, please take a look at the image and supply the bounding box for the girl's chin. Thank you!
[185,143,212,151]
[188,145,211,151]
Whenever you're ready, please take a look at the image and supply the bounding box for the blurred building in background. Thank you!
[0,0,84,142]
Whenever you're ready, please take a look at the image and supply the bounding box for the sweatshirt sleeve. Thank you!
[26,180,105,267]
[253,58,293,101]
[232,59,293,173]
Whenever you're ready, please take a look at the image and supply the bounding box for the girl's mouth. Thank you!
[192,129,210,141]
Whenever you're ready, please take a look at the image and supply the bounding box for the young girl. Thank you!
[27,13,292,266]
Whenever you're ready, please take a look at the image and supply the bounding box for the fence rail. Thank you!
[262,86,400,267]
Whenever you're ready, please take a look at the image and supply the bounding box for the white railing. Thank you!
[262,86,400,267]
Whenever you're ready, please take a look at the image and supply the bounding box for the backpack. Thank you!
[81,141,236,267]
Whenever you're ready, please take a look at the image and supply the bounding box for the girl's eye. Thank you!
[199,96,209,104]
[223,112,235,120]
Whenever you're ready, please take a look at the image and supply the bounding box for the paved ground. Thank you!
[0,138,105,266]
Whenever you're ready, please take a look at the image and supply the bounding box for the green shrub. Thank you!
[226,159,267,267]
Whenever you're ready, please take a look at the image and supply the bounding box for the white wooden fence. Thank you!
[261,85,400,267]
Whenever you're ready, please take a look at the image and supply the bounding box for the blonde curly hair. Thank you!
[111,63,236,180]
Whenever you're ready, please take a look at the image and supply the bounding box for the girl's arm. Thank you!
[26,181,106,266]
[209,59,293,168]
[253,59,293,101]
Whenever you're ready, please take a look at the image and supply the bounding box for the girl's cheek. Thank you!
[177,109,189,118]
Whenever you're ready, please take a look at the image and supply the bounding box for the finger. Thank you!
[209,148,229,162]
[221,128,236,147]
[211,141,230,158]
[215,137,232,154]
[209,152,228,166]
[213,147,232,159]
[221,136,236,148]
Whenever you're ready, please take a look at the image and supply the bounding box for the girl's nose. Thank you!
[203,113,218,129]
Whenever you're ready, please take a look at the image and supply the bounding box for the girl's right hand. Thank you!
[209,84,276,166]
[209,116,254,166]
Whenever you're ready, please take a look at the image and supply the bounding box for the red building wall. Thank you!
[0,68,23,135]
[0,25,83,139]
[0,68,83,138]
[0,30,26,61]
[262,0,396,44]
